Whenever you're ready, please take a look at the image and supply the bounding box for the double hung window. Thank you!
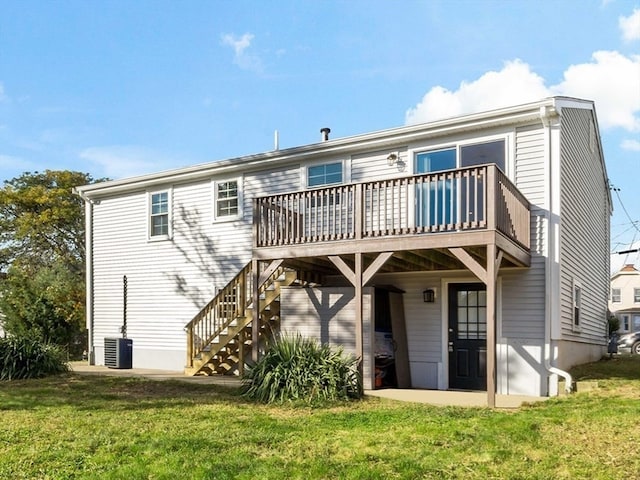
[573,281,582,330]
[611,288,621,303]
[150,191,170,239]
[213,178,241,221]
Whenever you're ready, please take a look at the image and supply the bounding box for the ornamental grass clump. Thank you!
[242,333,362,404]
[0,334,69,380]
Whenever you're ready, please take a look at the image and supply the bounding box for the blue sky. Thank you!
[1,0,639,267]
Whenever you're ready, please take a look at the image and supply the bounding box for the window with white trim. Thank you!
[634,288,640,303]
[611,288,621,303]
[213,179,241,221]
[622,315,630,331]
[307,162,343,187]
[573,281,582,330]
[149,190,170,239]
[415,139,506,174]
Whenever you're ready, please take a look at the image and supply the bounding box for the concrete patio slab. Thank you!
[366,388,548,408]
[69,363,548,408]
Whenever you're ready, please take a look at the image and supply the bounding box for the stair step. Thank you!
[186,264,313,376]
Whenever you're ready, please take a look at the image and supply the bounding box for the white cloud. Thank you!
[620,8,640,42]
[221,33,263,72]
[79,146,185,179]
[405,60,548,124]
[405,52,640,133]
[621,139,640,151]
[551,51,640,131]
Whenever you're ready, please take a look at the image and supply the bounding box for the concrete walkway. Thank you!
[69,362,241,387]
[69,363,547,408]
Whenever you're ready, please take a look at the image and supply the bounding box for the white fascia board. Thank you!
[75,97,563,199]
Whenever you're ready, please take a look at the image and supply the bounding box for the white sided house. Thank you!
[609,264,640,333]
[76,97,611,405]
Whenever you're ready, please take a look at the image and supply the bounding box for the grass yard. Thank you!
[1,356,639,479]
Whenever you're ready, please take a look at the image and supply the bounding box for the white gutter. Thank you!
[540,104,572,395]
[74,188,95,365]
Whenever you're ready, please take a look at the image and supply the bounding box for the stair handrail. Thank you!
[185,261,295,369]
[185,262,253,368]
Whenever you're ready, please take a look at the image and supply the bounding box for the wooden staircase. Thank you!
[184,261,301,376]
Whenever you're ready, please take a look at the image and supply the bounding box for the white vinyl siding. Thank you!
[91,165,301,370]
[500,124,547,339]
[280,286,374,389]
[351,148,409,182]
[244,166,301,215]
[93,190,193,369]
[559,108,610,343]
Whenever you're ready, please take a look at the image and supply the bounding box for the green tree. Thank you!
[0,170,103,354]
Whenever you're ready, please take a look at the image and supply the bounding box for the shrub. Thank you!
[0,334,69,380]
[242,333,362,404]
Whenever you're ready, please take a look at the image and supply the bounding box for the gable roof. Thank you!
[75,96,608,203]
[612,263,640,280]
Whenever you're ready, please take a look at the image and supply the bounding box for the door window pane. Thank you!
[456,287,487,340]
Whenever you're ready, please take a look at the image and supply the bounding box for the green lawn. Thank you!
[1,356,639,480]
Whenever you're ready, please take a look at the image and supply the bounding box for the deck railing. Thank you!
[254,164,530,250]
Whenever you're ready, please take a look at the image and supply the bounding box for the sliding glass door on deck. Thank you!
[414,140,504,229]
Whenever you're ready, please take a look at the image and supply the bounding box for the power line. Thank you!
[611,185,640,236]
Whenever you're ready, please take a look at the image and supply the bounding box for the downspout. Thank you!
[540,105,572,394]
[74,188,95,365]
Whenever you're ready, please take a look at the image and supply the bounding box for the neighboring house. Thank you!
[75,96,611,404]
[609,264,640,333]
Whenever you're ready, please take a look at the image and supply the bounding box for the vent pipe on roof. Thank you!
[320,127,331,141]
[274,130,279,150]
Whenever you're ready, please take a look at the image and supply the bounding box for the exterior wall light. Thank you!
[387,152,399,166]
[423,288,436,303]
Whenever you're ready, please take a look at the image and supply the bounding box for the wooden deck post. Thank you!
[486,242,497,408]
[355,252,363,363]
[448,244,501,408]
[328,252,394,378]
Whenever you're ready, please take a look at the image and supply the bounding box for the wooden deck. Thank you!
[250,164,532,407]
[253,164,530,268]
